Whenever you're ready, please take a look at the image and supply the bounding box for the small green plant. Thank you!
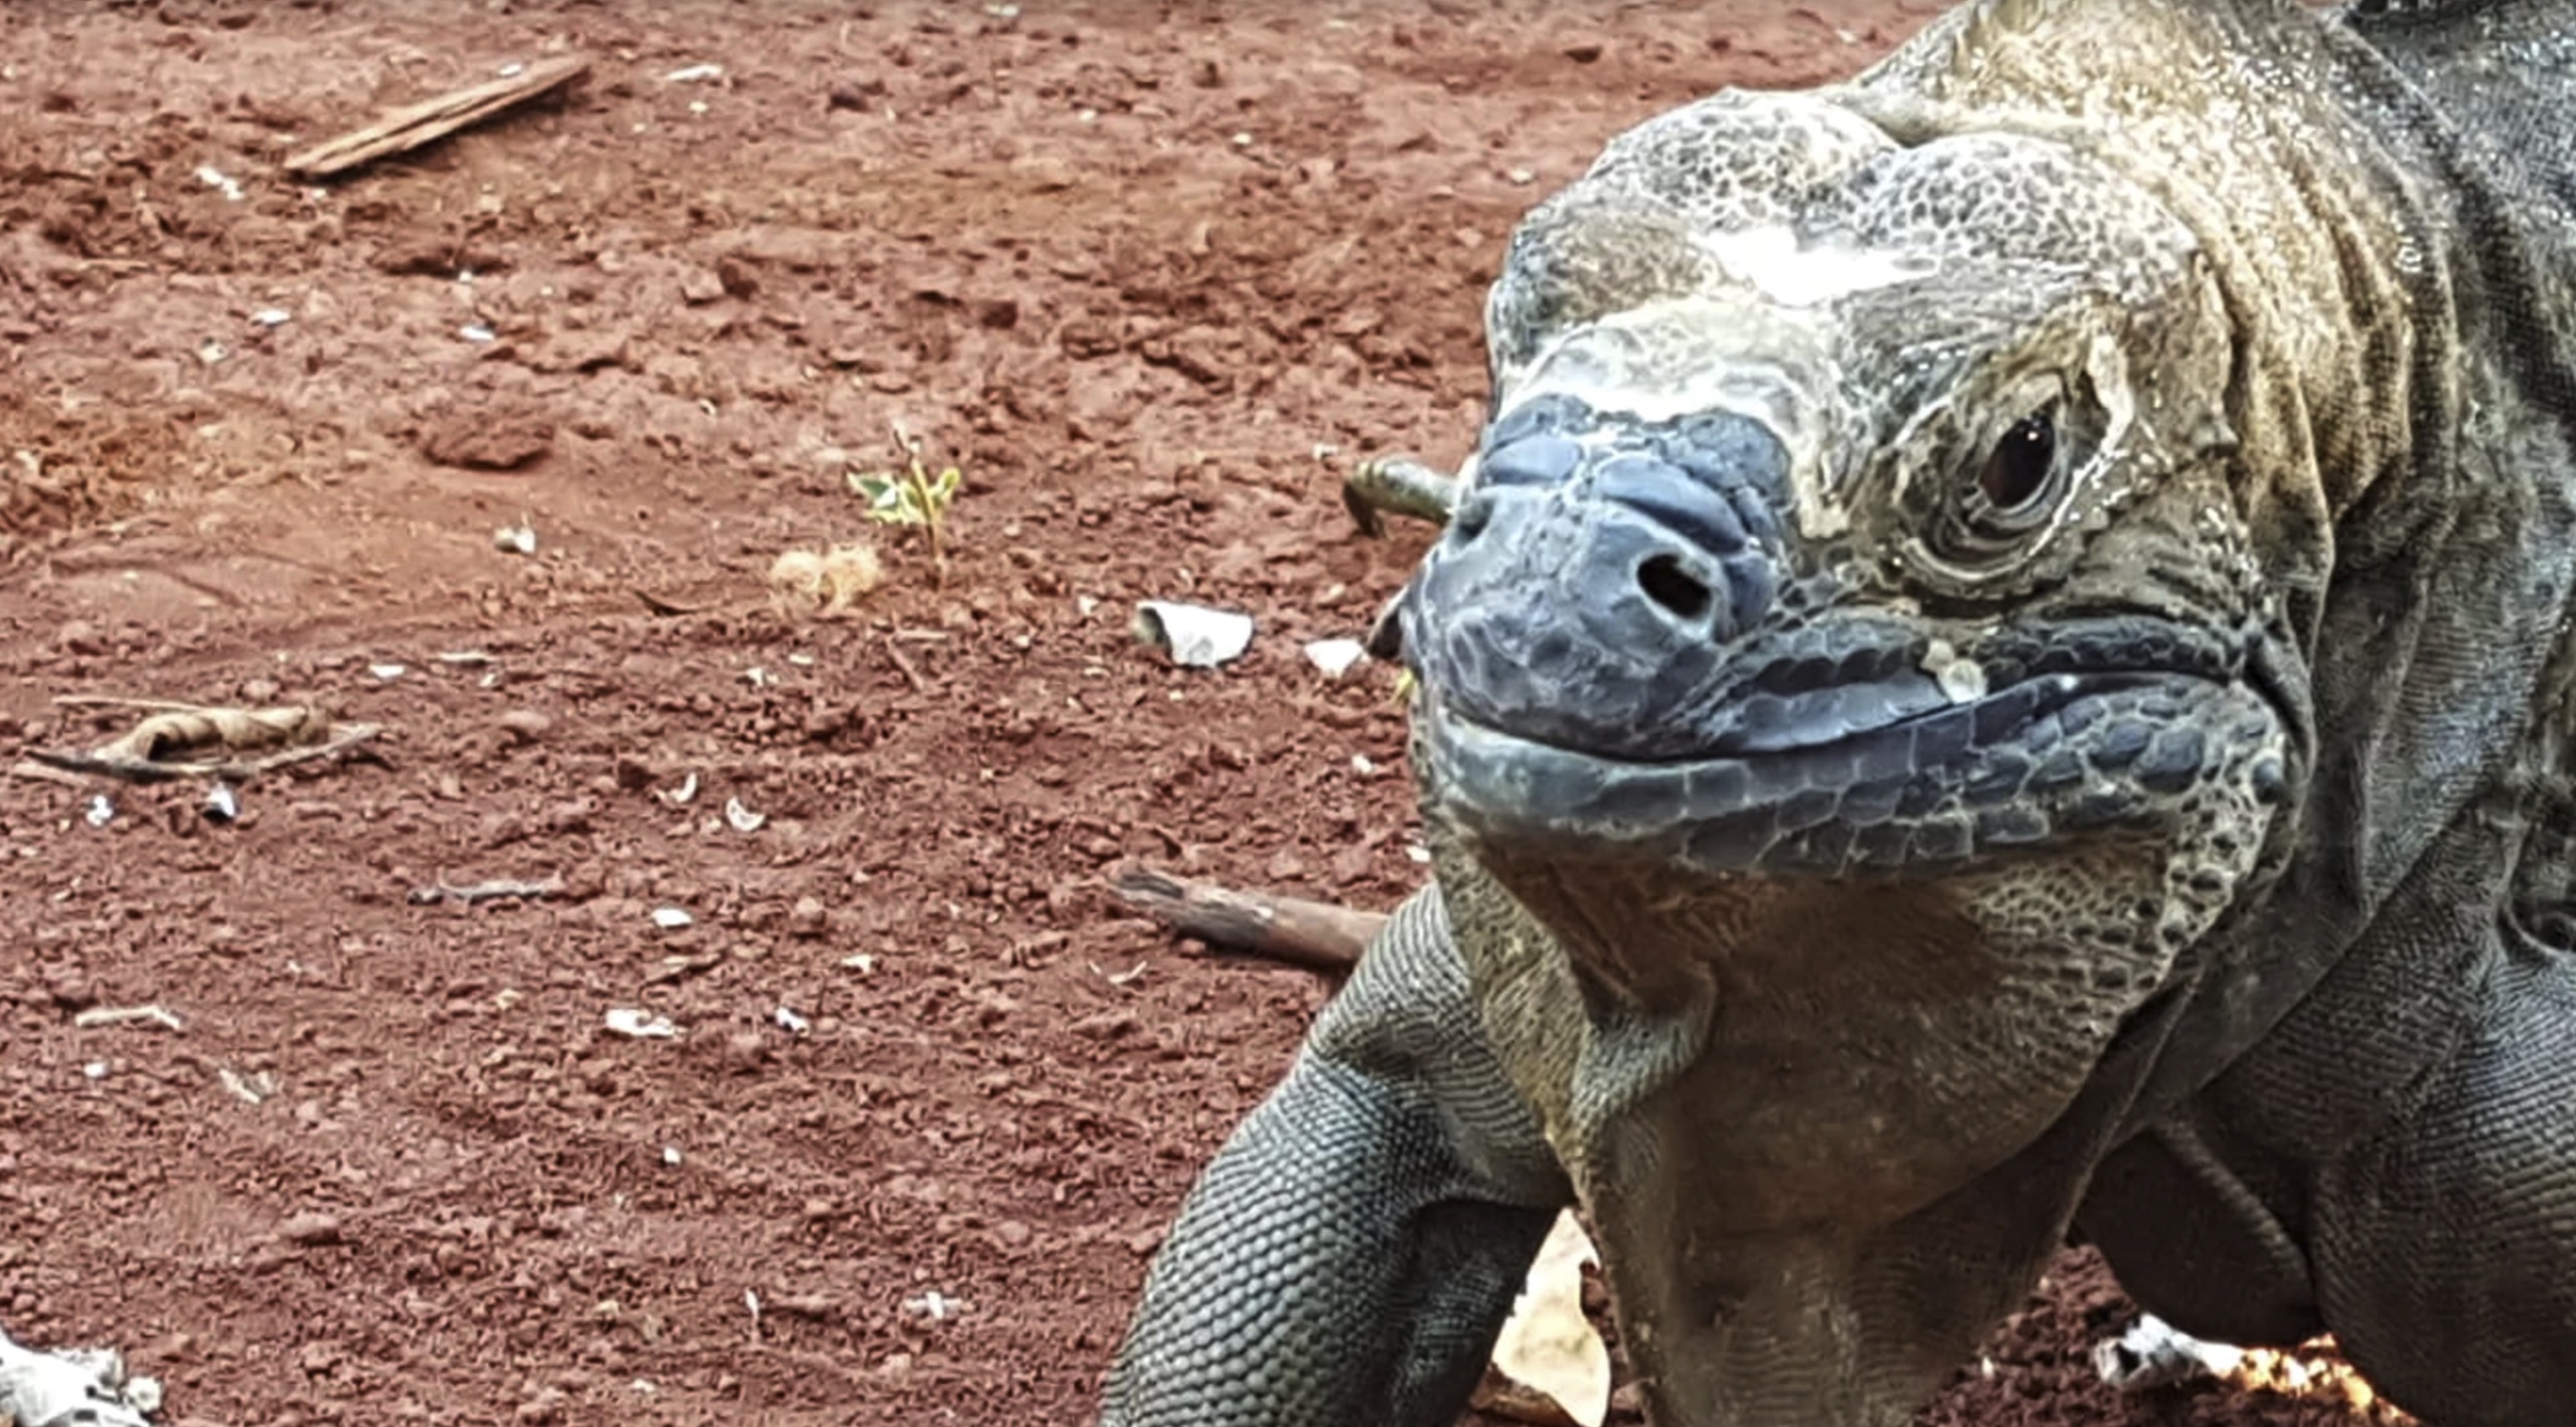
[847,421,963,584]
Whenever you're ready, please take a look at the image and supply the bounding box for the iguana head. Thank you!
[1396,85,2304,1209]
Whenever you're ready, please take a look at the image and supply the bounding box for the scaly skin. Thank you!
[1101,2,2576,1424]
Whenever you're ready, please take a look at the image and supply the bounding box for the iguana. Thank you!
[1097,1,2576,1424]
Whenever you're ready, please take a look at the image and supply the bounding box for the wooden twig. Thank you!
[284,56,591,179]
[635,588,710,617]
[882,636,929,694]
[25,722,382,785]
[1110,866,1388,976]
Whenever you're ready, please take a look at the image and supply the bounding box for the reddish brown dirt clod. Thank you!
[0,2,2393,1425]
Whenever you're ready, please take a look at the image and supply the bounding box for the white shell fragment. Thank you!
[1919,638,1989,704]
[251,307,293,327]
[2094,1313,2243,1391]
[203,783,242,824]
[603,1008,678,1040]
[0,1324,160,1427]
[1132,601,1255,669]
[650,907,695,930]
[723,797,767,833]
[663,62,725,82]
[901,1290,964,1322]
[493,524,538,555]
[1302,637,1368,678]
[83,795,115,828]
[772,1006,810,1035]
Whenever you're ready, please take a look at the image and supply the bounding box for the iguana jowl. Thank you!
[1099,2,2576,1424]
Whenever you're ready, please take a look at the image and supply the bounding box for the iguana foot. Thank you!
[1342,454,1459,537]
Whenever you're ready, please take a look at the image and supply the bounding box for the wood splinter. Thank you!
[284,55,592,179]
[1110,865,1388,976]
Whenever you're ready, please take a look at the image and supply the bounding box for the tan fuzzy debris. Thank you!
[768,543,884,620]
[19,698,378,784]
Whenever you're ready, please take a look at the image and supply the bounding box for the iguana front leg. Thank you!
[1099,884,1572,1426]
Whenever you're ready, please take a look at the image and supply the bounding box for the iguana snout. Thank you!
[1400,397,1832,762]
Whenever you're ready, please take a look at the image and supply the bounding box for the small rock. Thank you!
[991,1219,1032,1249]
[715,255,760,299]
[56,619,102,655]
[419,398,556,471]
[46,972,97,1012]
[239,676,281,704]
[678,266,727,305]
[788,896,829,938]
[276,1211,344,1246]
[496,709,554,743]
[1562,40,1606,62]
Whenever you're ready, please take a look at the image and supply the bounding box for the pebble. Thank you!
[788,896,829,938]
[240,676,281,704]
[276,1210,344,1247]
[56,619,102,655]
[497,709,554,743]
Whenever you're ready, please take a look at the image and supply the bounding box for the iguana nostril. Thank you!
[1637,553,1714,622]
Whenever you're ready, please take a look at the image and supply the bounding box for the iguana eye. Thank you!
[1973,408,2059,519]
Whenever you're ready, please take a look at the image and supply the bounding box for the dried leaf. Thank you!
[1485,1210,1611,1427]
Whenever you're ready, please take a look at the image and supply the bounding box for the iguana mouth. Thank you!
[1416,669,2268,872]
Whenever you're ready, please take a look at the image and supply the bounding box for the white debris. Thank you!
[663,62,725,82]
[1302,637,1368,679]
[251,307,293,327]
[723,797,767,834]
[659,772,701,807]
[197,338,228,365]
[83,795,115,828]
[661,1145,683,1166]
[1483,1209,1612,1427]
[2094,1313,2243,1392]
[839,953,878,974]
[71,1005,184,1033]
[771,1006,810,1035]
[1920,639,1989,704]
[603,1008,677,1040]
[496,61,527,78]
[1076,595,1100,618]
[194,164,245,202]
[1405,843,1432,864]
[80,1062,107,1082]
[492,524,538,555]
[650,907,695,930]
[0,1323,159,1427]
[901,1290,964,1322]
[744,665,777,688]
[217,1066,276,1104]
[1132,601,1255,669]
[203,782,241,824]
[459,323,496,343]
[1352,753,1378,776]
[368,662,407,681]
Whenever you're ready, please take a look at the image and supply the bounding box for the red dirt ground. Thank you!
[0,3,2405,1425]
